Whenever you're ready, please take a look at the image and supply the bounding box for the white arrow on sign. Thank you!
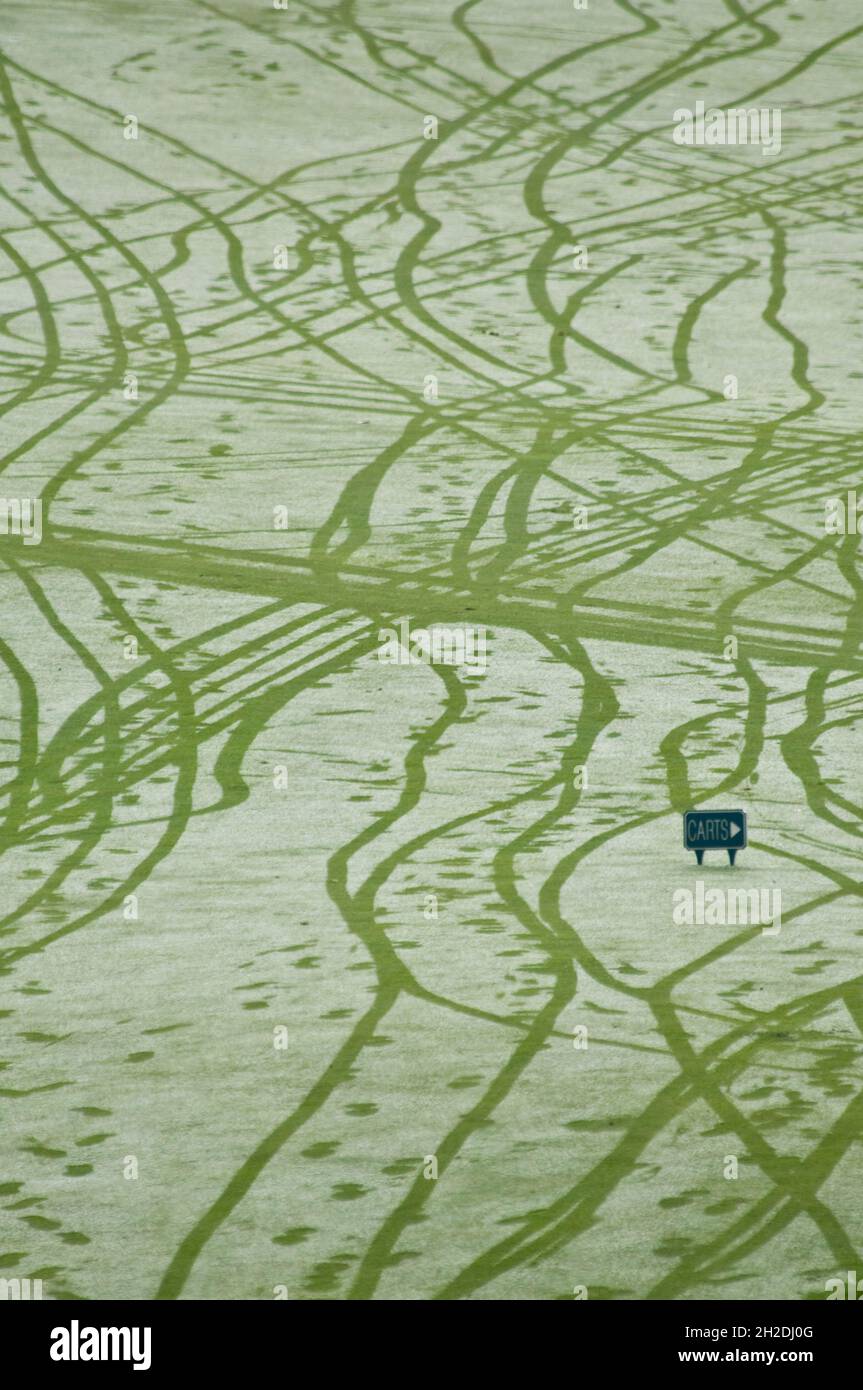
[728,819,742,840]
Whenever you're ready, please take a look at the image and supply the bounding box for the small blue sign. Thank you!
[683,809,747,866]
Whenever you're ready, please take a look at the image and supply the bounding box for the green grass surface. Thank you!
[1,0,863,1300]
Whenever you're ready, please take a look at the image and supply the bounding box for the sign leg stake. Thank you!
[695,850,704,866]
[728,848,737,867]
